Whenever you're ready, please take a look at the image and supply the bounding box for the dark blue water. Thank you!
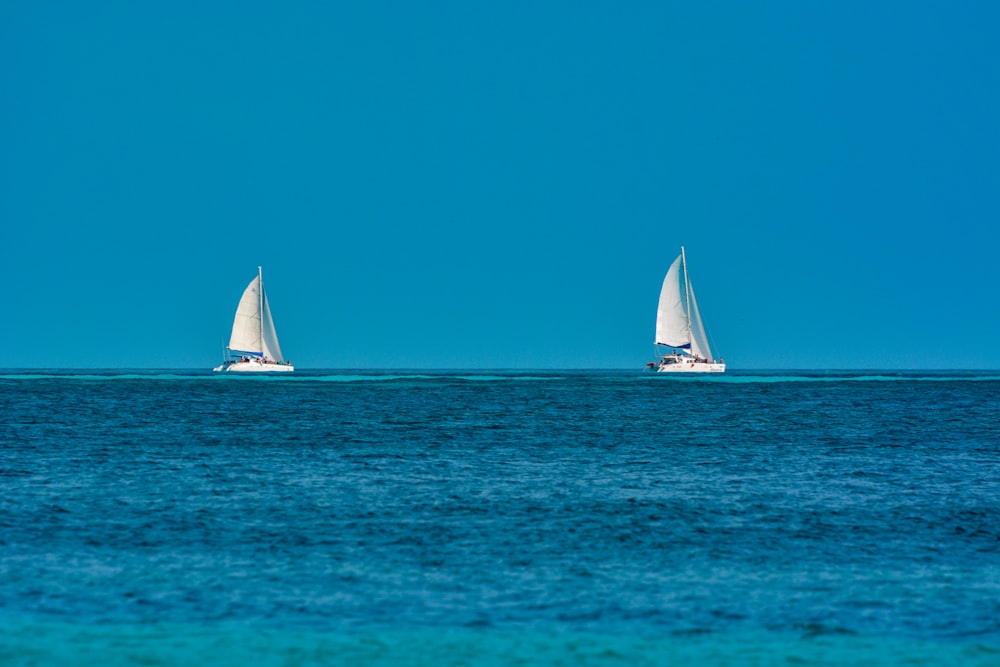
[2,370,999,665]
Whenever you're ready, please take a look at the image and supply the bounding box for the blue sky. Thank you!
[2,2,998,369]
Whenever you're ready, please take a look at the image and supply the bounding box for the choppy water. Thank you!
[1,370,998,665]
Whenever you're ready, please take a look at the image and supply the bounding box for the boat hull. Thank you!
[656,362,726,374]
[213,361,294,373]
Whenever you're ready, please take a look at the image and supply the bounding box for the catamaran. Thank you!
[649,247,725,373]
[213,267,294,372]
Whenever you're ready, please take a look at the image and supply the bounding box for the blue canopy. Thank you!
[229,349,263,357]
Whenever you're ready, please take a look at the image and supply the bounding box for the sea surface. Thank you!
[1,369,998,666]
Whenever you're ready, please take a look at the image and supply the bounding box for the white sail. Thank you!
[655,254,691,349]
[687,284,713,361]
[226,270,286,362]
[654,249,716,362]
[651,248,724,373]
[228,275,265,355]
[215,267,293,372]
[260,291,285,362]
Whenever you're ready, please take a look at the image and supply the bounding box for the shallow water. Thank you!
[2,370,998,664]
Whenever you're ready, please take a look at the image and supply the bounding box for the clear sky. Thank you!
[2,2,998,369]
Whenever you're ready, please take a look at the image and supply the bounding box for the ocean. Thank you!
[1,370,998,666]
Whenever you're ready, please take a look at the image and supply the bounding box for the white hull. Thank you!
[656,362,726,373]
[214,360,294,373]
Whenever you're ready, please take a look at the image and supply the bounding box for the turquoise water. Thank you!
[2,370,998,665]
[4,620,999,666]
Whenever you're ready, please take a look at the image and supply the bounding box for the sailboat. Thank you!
[649,247,726,374]
[213,267,294,372]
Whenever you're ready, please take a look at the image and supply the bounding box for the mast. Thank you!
[258,266,264,360]
[680,246,693,350]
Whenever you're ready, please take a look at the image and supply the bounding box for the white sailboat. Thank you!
[213,267,294,373]
[649,247,726,374]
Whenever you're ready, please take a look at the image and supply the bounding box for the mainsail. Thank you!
[655,255,688,349]
[227,269,286,362]
[654,249,714,361]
